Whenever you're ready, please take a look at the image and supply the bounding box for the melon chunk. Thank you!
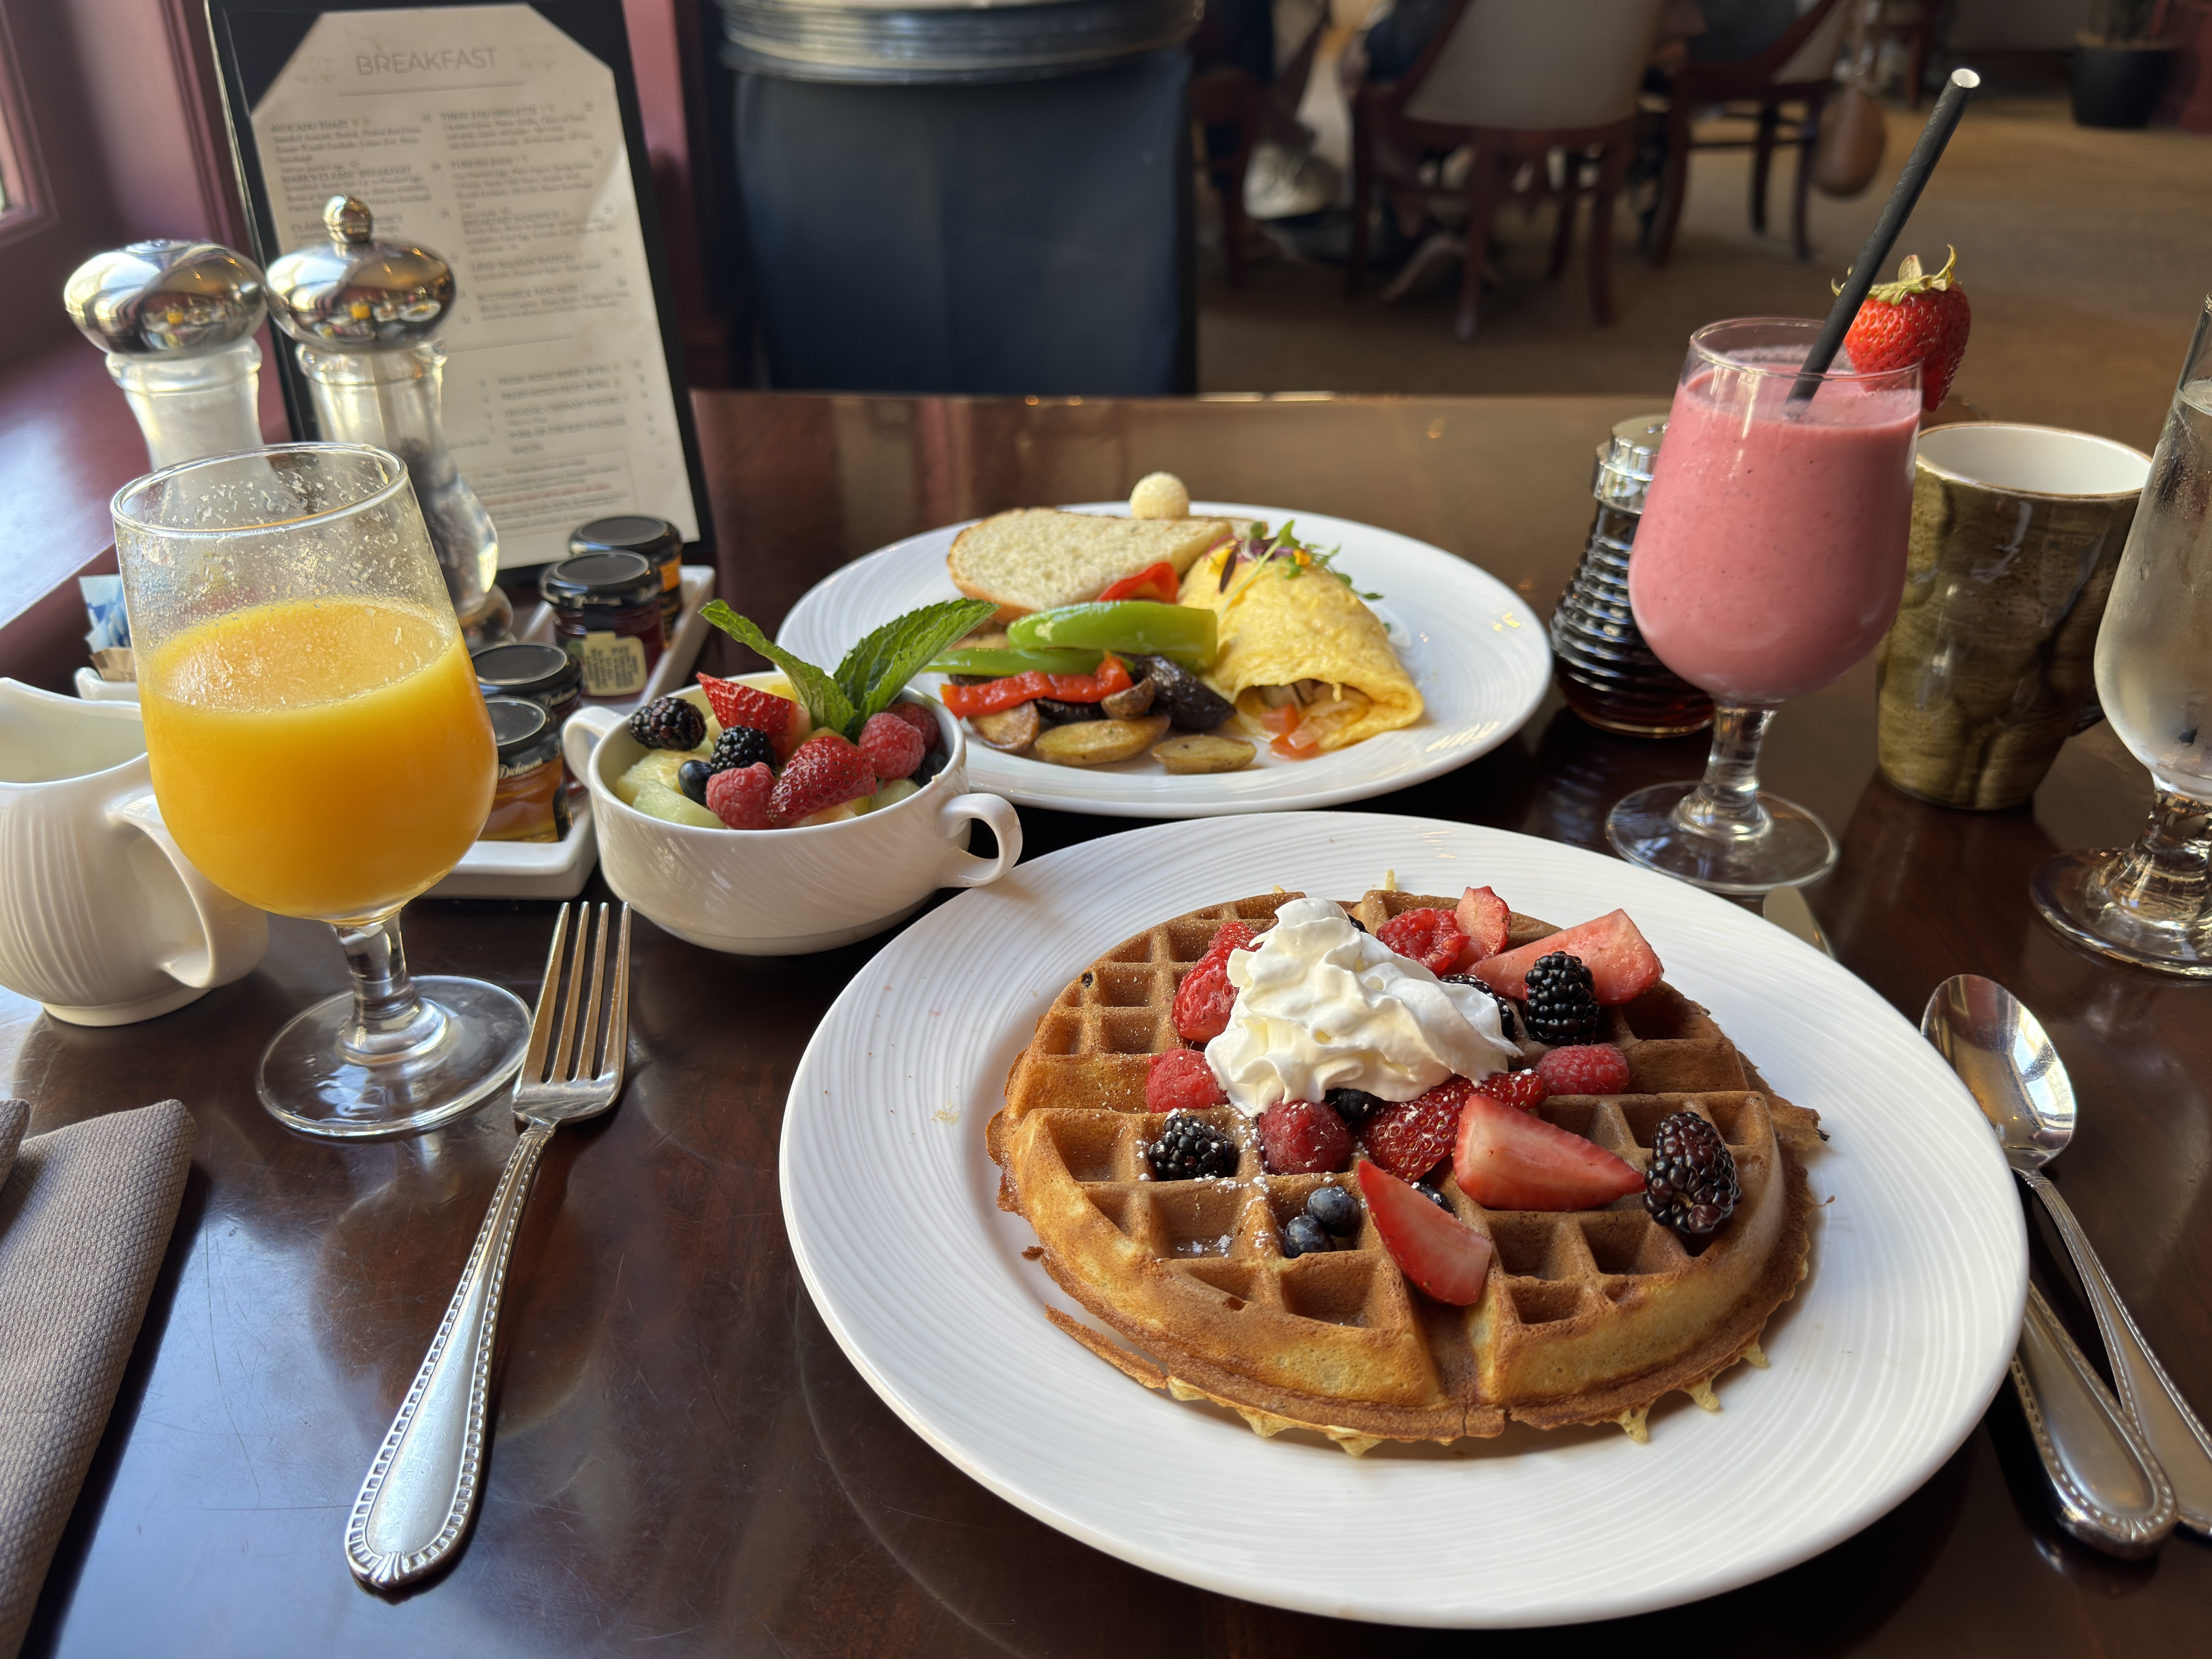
[1472,909,1662,1006]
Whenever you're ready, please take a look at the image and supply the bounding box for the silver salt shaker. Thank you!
[265,196,510,648]
[64,239,268,470]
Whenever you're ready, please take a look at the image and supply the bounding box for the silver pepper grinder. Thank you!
[63,240,268,470]
[264,196,510,648]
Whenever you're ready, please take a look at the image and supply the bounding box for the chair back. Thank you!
[1403,0,1670,131]
[1769,0,1852,86]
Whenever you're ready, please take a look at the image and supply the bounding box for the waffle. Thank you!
[987,890,1821,1449]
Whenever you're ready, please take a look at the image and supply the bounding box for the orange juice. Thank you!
[140,597,495,921]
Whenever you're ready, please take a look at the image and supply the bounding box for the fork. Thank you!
[345,902,631,1590]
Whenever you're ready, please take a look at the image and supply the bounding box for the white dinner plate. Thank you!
[780,814,2026,1627]
[776,505,1552,817]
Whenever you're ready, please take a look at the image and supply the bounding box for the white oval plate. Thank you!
[780,813,2026,1628]
[776,504,1552,817]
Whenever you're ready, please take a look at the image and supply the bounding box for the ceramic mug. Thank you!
[564,680,1021,954]
[1874,423,2152,810]
[0,679,268,1024]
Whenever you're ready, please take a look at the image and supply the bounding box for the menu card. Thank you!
[236,3,701,565]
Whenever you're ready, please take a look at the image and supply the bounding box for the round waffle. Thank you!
[987,889,1821,1450]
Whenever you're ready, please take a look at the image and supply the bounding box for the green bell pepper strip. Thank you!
[1006,601,1216,670]
[925,646,1104,678]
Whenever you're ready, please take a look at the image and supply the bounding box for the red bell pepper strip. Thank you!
[1097,561,1180,604]
[941,654,1132,718]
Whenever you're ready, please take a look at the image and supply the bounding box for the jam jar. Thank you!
[480,697,572,843]
[472,640,581,729]
[541,551,665,700]
[570,514,685,642]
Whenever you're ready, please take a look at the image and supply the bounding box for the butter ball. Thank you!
[1129,472,1190,519]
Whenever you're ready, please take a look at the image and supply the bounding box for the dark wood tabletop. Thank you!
[10,390,2210,1656]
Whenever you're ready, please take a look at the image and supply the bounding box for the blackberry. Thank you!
[707,724,775,774]
[1282,1214,1330,1258]
[1523,951,1602,1045]
[1146,1112,1237,1181]
[1644,1111,1740,1237]
[1306,1184,1360,1238]
[1325,1087,1385,1130]
[1443,974,1517,1042]
[629,695,705,750]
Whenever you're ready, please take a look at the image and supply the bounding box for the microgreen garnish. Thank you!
[700,597,997,741]
[1233,521,1382,601]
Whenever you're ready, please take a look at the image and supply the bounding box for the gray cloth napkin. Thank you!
[0,1100,193,1659]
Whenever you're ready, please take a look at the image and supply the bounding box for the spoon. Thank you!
[1925,974,2212,1542]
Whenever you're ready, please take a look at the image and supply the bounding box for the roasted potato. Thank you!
[1152,734,1256,775]
[970,702,1041,752]
[1099,677,1157,719]
[1032,714,1171,767]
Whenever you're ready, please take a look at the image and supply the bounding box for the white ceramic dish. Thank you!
[777,506,1552,818]
[780,813,2027,1627]
[564,676,1021,954]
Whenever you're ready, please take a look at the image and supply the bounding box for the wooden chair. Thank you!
[1344,0,1669,343]
[1190,67,1263,288]
[1647,0,1851,267]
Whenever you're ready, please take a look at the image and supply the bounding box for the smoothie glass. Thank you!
[1608,318,1921,892]
[116,444,530,1138]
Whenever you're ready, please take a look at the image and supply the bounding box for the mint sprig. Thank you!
[700,597,995,741]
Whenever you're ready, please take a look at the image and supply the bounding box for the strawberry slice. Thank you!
[1451,1093,1644,1211]
[1357,1162,1494,1305]
[1472,909,1661,1005]
[697,674,808,759]
[1452,885,1510,968]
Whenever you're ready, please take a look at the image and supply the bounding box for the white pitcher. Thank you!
[0,678,267,1025]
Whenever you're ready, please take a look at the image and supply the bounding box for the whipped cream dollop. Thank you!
[1205,898,1516,1116]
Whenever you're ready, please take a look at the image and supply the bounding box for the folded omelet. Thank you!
[1179,541,1422,752]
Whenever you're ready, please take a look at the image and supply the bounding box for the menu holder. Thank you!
[204,0,710,568]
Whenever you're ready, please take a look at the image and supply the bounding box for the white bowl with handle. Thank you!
[563,677,1021,954]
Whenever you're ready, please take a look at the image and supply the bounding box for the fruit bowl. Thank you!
[562,676,1022,955]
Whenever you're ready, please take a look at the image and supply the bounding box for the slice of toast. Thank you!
[948,509,1233,623]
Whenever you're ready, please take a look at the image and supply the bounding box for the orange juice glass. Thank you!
[114,445,528,1139]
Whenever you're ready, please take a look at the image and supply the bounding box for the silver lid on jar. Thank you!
[63,240,267,357]
[265,196,454,352]
[1591,412,1668,511]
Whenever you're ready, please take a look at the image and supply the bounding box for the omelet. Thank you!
[1179,539,1421,753]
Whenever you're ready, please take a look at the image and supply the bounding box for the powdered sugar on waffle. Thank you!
[1206,898,1515,1115]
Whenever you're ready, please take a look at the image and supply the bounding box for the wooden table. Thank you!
[10,391,2210,1656]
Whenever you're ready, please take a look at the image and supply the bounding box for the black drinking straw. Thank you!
[1787,68,1981,406]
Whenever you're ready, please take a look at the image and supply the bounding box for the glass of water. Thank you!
[2032,298,2212,975]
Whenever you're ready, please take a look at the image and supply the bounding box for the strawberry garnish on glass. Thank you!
[1840,246,1971,412]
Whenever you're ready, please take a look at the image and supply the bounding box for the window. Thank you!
[0,10,45,238]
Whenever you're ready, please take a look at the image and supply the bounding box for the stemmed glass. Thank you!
[2032,297,2212,975]
[1606,318,1923,892]
[114,444,530,1136]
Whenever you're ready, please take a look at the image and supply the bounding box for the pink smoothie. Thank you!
[1630,365,1920,705]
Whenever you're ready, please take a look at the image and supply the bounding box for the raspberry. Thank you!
[704,762,774,830]
[1171,921,1257,1043]
[858,710,926,780]
[698,675,801,743]
[1472,1069,1549,1112]
[1257,1099,1352,1175]
[769,733,875,824]
[1376,907,1467,975]
[1358,1075,1471,1182]
[1145,1049,1227,1114]
[1536,1044,1632,1097]
[880,701,937,742]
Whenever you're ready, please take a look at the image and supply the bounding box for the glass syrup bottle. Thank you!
[1551,413,1714,738]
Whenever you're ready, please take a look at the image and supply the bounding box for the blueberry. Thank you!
[677,759,713,805]
[1415,1182,1452,1213]
[911,747,949,786]
[1306,1185,1360,1238]
[1282,1214,1330,1259]
[1325,1087,1385,1130]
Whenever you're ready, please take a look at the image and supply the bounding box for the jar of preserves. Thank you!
[541,551,665,700]
[480,697,572,843]
[570,514,685,642]
[472,640,582,729]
